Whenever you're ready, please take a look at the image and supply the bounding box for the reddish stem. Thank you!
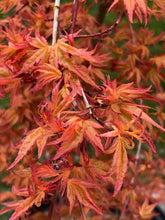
[70,0,79,35]
[47,201,53,220]
[75,13,122,39]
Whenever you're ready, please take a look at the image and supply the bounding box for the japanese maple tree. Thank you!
[0,0,165,219]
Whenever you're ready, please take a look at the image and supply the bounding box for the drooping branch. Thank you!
[52,0,61,45]
[70,0,79,34]
[75,13,122,39]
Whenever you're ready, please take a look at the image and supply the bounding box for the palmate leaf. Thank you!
[139,198,158,219]
[108,0,147,23]
[52,117,104,160]
[18,30,50,74]
[19,47,50,74]
[0,191,16,202]
[18,30,104,88]
[0,0,22,13]
[57,48,99,88]
[123,0,136,23]
[8,191,45,220]
[151,55,165,70]
[104,137,128,196]
[49,117,84,159]
[8,127,48,169]
[121,105,165,132]
[83,120,104,153]
[99,78,165,152]
[0,67,20,97]
[0,200,22,216]
[53,132,84,160]
[113,139,128,196]
[67,179,102,215]
[58,41,100,64]
[36,135,49,159]
[34,63,62,90]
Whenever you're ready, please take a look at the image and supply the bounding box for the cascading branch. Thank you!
[0,0,165,219]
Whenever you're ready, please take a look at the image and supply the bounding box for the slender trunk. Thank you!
[52,0,61,45]
[70,0,79,34]
[96,0,113,25]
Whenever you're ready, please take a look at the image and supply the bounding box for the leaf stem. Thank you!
[70,0,79,35]
[47,201,53,220]
[52,0,61,45]
[119,195,129,220]
[128,21,136,44]
[79,201,87,220]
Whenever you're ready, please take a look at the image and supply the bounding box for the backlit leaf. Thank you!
[121,105,165,132]
[105,137,128,196]
[54,132,84,160]
[34,63,62,90]
[67,179,102,215]
[9,191,45,220]
[0,77,20,85]
[84,125,104,153]
[123,0,135,23]
[108,0,148,23]
[8,127,47,169]
[139,198,158,219]
[113,139,128,196]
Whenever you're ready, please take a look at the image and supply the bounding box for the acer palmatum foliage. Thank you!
[0,0,165,219]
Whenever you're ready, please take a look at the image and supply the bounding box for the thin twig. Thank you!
[47,201,53,220]
[79,201,87,220]
[75,13,122,39]
[128,21,136,44]
[131,141,142,184]
[119,196,129,220]
[70,0,79,34]
[52,0,61,45]
[81,88,92,115]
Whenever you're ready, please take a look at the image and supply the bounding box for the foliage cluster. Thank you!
[0,0,165,219]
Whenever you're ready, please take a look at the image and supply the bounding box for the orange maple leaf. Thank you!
[9,191,45,220]
[67,178,102,215]
[0,0,23,13]
[139,198,158,219]
[50,117,104,160]
[108,0,147,24]
[0,191,45,220]
[17,30,104,88]
[8,127,48,169]
[103,136,128,196]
